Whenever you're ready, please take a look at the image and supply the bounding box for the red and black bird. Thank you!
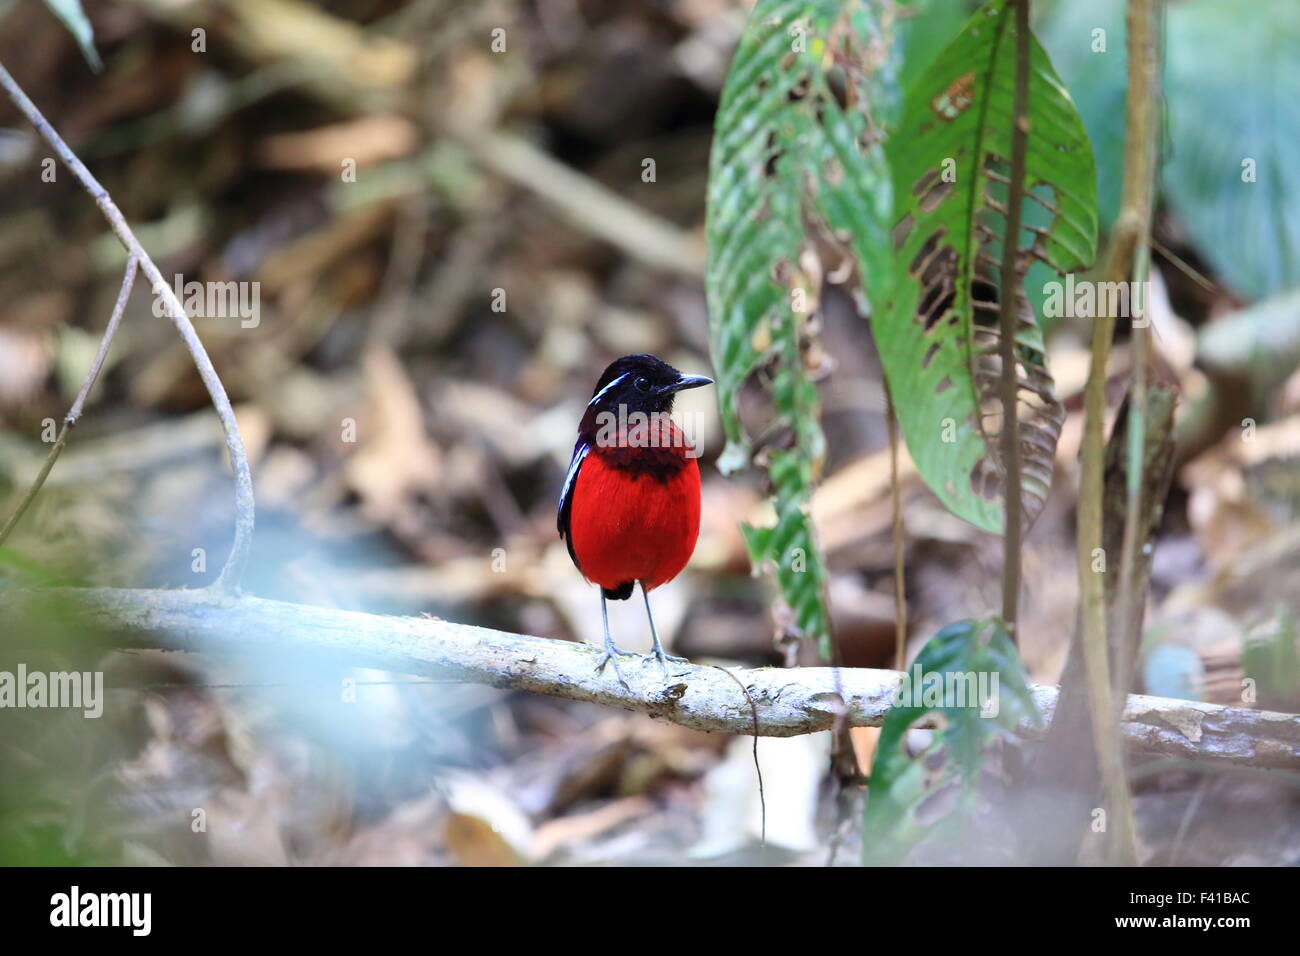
[558,354,713,683]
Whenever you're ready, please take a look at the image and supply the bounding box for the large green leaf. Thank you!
[706,0,896,655]
[882,0,1097,534]
[863,617,1039,864]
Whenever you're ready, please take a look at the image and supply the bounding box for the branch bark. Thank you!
[3,586,1297,771]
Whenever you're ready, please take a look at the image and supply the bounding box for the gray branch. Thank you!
[4,587,1296,771]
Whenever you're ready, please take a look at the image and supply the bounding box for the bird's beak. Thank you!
[668,374,713,392]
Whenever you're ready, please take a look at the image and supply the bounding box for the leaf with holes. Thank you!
[707,0,896,656]
[863,617,1039,865]
[881,0,1097,534]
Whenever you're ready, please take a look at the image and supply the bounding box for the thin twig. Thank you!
[0,256,138,547]
[711,664,765,854]
[996,0,1031,639]
[1150,235,1216,294]
[0,61,255,590]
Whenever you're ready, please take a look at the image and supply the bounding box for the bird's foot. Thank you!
[640,646,689,679]
[595,644,636,687]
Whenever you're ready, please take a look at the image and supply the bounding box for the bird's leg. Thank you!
[639,583,688,675]
[594,593,634,686]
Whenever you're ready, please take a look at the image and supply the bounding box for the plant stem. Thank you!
[996,0,1031,638]
[0,61,255,590]
[1076,0,1160,867]
[886,384,908,671]
[1112,0,1162,709]
[1114,243,1152,703]
[0,257,138,548]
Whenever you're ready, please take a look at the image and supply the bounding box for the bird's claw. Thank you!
[640,649,690,678]
[595,647,635,687]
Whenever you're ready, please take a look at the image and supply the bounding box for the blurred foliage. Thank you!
[1197,288,1300,390]
[1041,0,1300,302]
[862,616,1038,864]
[0,593,119,865]
[1243,605,1298,711]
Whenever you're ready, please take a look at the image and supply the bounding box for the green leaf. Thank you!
[863,616,1039,864]
[895,0,981,92]
[881,0,1097,534]
[43,0,103,73]
[706,0,897,655]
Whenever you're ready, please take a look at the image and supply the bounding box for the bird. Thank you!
[557,354,713,684]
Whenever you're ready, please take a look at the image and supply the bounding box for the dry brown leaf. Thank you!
[531,797,652,860]
[343,346,442,526]
[443,812,527,867]
[441,774,533,867]
[850,726,881,775]
[226,0,416,89]
[257,115,419,173]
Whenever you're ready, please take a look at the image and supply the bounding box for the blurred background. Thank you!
[0,0,1297,865]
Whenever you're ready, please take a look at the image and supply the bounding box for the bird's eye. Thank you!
[633,376,651,392]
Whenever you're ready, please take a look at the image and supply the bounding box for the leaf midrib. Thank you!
[961,1,1015,449]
